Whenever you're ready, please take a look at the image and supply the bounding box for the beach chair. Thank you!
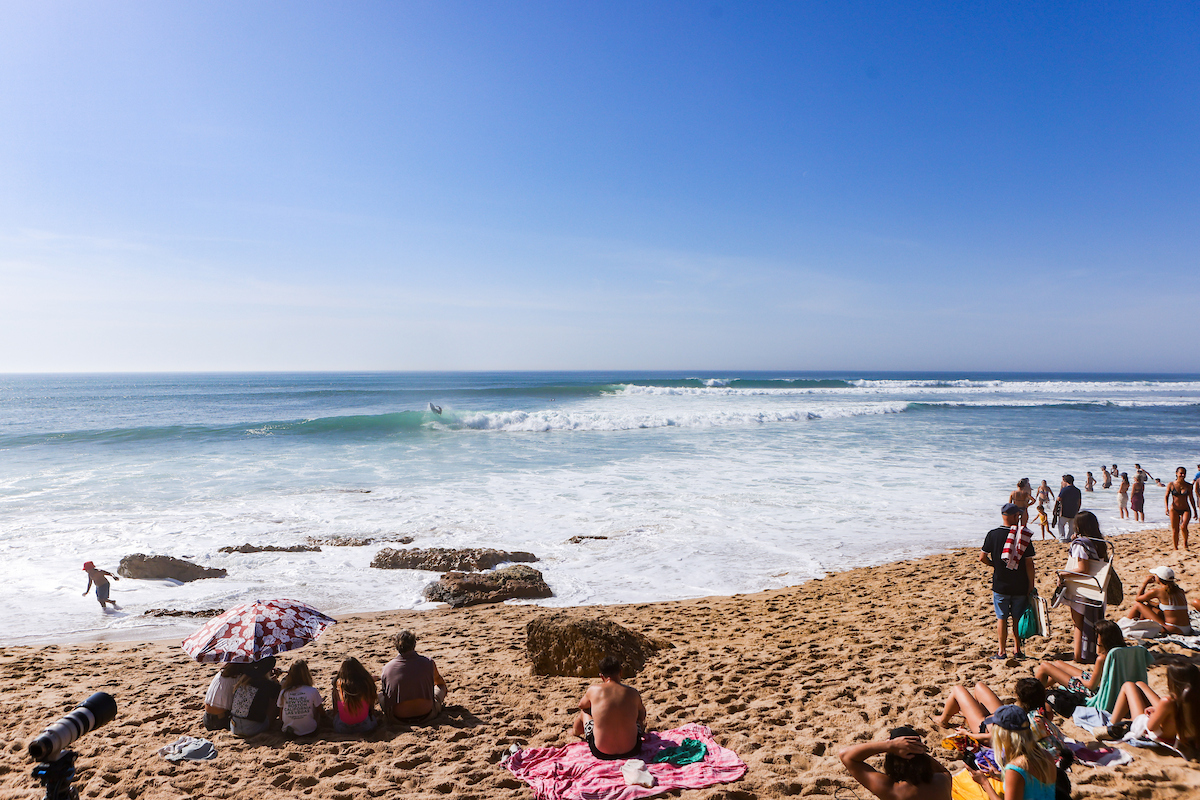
[1055,540,1115,611]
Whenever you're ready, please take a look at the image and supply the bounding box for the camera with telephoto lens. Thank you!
[28,692,117,800]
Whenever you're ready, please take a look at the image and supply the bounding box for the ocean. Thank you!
[2,371,1197,647]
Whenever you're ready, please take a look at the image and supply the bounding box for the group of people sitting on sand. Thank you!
[201,629,448,738]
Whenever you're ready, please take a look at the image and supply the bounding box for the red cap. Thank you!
[83,561,95,571]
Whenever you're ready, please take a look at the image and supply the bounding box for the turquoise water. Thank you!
[1,371,1197,644]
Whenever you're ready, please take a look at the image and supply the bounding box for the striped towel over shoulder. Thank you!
[1002,525,1032,570]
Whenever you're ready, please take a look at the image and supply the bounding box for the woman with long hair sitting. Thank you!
[331,657,379,734]
[1107,664,1200,759]
[969,705,1057,800]
[1126,566,1194,635]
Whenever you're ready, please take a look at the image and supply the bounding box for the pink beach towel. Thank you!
[502,723,747,800]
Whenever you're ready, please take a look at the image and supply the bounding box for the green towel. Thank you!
[650,738,707,766]
[1086,645,1154,712]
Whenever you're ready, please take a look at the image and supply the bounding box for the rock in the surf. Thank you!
[372,547,537,572]
[217,543,322,553]
[118,554,227,582]
[142,608,226,617]
[524,613,670,677]
[422,564,552,607]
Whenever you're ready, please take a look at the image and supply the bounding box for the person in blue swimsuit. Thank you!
[968,705,1057,800]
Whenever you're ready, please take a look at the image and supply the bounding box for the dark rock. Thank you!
[525,613,671,677]
[142,608,225,617]
[118,554,227,582]
[218,543,322,554]
[372,547,537,572]
[423,564,552,608]
[567,535,608,543]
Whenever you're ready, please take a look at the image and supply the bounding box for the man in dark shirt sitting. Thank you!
[380,629,448,723]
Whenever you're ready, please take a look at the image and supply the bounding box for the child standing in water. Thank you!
[82,561,119,609]
[1035,504,1051,539]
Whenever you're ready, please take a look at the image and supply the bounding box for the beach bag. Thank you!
[1018,590,1049,639]
[1046,688,1086,717]
[1106,567,1123,606]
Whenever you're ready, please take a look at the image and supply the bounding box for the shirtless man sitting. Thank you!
[572,656,647,760]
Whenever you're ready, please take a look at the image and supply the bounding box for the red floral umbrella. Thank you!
[181,599,337,663]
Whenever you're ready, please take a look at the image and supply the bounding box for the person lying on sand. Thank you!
[839,725,951,800]
[572,656,647,760]
[381,629,449,723]
[934,678,1066,758]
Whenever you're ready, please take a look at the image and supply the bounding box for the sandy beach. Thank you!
[3,527,1199,800]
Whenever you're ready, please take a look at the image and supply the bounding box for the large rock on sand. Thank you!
[525,613,670,677]
[118,554,227,582]
[218,543,321,553]
[422,564,552,608]
[372,547,537,572]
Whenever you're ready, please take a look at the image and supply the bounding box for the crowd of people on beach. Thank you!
[840,464,1200,800]
[200,629,448,738]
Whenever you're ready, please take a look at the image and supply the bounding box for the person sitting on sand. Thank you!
[1107,664,1200,758]
[572,656,647,760]
[935,678,1067,759]
[967,705,1058,800]
[230,656,281,737]
[331,657,379,734]
[1126,566,1194,635]
[202,661,246,731]
[82,561,119,609]
[278,659,323,736]
[839,725,951,800]
[380,629,449,723]
[1034,620,1125,697]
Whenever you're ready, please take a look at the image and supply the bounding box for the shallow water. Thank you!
[1,371,1194,645]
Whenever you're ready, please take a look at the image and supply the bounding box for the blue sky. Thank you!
[1,2,1197,372]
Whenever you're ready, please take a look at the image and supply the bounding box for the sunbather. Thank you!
[1034,620,1124,697]
[935,678,1066,758]
[1126,566,1194,635]
[572,656,646,760]
[1106,664,1200,758]
[840,725,951,800]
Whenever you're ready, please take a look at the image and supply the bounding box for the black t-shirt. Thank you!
[1058,485,1082,517]
[982,526,1035,596]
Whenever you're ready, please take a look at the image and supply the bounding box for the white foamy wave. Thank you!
[451,404,908,432]
[849,379,1200,393]
[618,384,835,397]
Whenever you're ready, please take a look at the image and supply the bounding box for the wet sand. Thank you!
[2,527,1198,799]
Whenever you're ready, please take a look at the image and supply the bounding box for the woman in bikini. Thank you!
[1131,473,1145,522]
[1126,566,1194,635]
[1118,472,1130,520]
[1035,480,1053,508]
[1009,479,1035,528]
[1107,664,1200,759]
[1165,466,1196,550]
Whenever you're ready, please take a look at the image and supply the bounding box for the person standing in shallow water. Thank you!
[1118,472,1131,520]
[1101,466,1112,489]
[1009,479,1035,528]
[1085,472,1097,492]
[1131,473,1146,523]
[82,561,119,609]
[1165,467,1195,551]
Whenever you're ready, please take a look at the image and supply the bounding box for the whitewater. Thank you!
[1,371,1197,646]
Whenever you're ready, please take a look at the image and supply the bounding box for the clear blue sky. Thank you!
[2,2,1197,372]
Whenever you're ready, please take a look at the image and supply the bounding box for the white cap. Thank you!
[1150,566,1175,582]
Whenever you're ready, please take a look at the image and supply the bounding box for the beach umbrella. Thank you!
[181,599,337,663]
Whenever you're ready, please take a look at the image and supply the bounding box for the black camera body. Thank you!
[28,693,117,800]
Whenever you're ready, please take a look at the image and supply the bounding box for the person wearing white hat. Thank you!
[1126,566,1193,635]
